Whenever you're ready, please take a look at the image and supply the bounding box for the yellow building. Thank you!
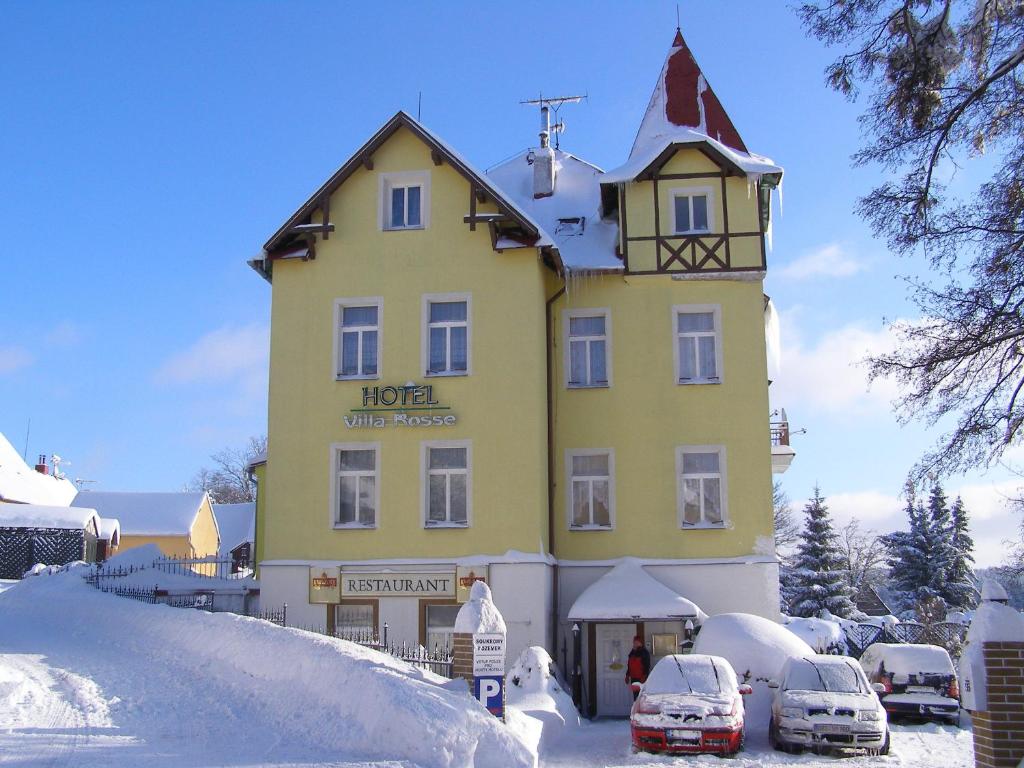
[72,491,220,560]
[251,29,794,716]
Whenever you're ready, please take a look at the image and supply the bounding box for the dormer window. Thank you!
[379,171,431,231]
[672,188,712,234]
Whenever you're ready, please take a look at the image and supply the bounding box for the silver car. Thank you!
[768,654,890,755]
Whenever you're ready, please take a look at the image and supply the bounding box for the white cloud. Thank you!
[771,313,901,414]
[155,324,269,388]
[0,346,33,375]
[44,321,83,347]
[777,243,866,281]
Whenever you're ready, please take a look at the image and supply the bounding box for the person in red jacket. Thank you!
[625,635,651,700]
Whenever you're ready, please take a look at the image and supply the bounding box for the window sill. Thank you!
[677,379,721,386]
[567,382,610,390]
[569,524,614,532]
[679,523,727,531]
[333,523,377,530]
[673,230,712,236]
[382,225,426,232]
[336,374,380,382]
[424,522,469,529]
[425,371,469,378]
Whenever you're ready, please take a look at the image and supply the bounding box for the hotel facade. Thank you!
[250,29,794,717]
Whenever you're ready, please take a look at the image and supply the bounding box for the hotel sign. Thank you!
[341,571,455,598]
[456,565,489,603]
[344,383,457,429]
[309,566,341,604]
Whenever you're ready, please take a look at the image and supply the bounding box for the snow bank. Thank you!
[782,616,847,654]
[506,647,579,752]
[454,581,507,634]
[693,612,813,730]
[102,542,164,569]
[0,572,535,768]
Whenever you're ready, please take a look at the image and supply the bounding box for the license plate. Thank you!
[815,723,850,733]
[907,686,935,694]
[668,729,701,740]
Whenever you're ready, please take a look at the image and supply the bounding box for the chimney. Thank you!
[533,104,556,199]
[35,454,49,475]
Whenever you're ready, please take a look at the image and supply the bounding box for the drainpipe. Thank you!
[546,283,566,660]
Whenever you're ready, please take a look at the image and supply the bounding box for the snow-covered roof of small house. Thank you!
[98,517,120,544]
[567,558,707,622]
[0,433,78,507]
[487,149,622,274]
[71,491,212,538]
[603,29,782,184]
[213,502,255,555]
[0,502,100,533]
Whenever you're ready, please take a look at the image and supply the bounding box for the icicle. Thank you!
[776,177,784,217]
[764,298,781,375]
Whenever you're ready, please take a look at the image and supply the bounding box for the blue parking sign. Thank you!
[474,675,504,717]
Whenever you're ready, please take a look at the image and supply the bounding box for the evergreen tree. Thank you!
[945,496,977,610]
[789,487,857,618]
[925,482,957,601]
[883,485,933,605]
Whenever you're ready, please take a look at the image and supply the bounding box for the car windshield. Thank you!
[784,659,867,694]
[644,655,737,696]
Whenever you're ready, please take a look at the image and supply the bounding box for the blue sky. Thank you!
[0,2,1017,566]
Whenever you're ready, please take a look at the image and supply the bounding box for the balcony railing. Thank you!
[770,420,790,447]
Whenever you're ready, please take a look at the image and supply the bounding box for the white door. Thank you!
[595,623,637,717]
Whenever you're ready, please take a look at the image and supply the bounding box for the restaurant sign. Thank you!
[344,383,457,429]
[341,571,455,598]
[309,566,341,604]
[456,565,489,603]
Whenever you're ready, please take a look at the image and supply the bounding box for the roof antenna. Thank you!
[22,418,30,461]
[417,91,422,122]
[676,3,680,30]
[519,93,587,150]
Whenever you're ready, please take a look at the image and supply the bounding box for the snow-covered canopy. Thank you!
[486,149,622,273]
[567,558,706,621]
[72,491,211,538]
[0,503,100,534]
[212,502,255,555]
[98,517,120,545]
[0,433,77,507]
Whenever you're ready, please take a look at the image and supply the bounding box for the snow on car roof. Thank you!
[486,149,622,273]
[644,654,738,696]
[71,491,209,537]
[0,433,78,507]
[0,503,100,532]
[859,643,954,675]
[212,502,254,555]
[567,557,706,621]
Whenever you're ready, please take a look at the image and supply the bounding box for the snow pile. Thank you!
[506,647,579,752]
[454,580,507,634]
[103,542,165,569]
[567,558,706,621]
[782,616,847,654]
[0,571,535,768]
[966,599,1024,644]
[693,612,813,729]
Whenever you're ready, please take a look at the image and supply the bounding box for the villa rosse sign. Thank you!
[344,384,457,429]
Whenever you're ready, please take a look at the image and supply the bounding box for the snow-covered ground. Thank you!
[0,578,17,594]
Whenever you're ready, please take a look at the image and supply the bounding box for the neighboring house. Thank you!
[72,491,219,559]
[856,583,894,617]
[213,502,255,572]
[249,25,793,718]
[0,503,101,578]
[0,433,77,506]
[97,517,120,562]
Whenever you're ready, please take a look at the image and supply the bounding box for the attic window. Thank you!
[555,217,586,237]
[379,171,431,231]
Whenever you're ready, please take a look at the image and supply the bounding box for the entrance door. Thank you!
[595,623,637,717]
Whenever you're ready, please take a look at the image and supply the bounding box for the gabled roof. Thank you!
[603,29,782,185]
[254,111,561,280]
[213,502,255,555]
[72,491,212,538]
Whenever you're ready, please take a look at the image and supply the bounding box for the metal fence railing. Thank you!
[296,622,454,678]
[95,581,285,626]
[843,621,969,659]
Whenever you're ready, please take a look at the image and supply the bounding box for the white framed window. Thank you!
[379,171,431,231]
[670,187,714,234]
[330,443,380,528]
[422,293,471,376]
[567,449,615,530]
[676,446,727,528]
[425,603,460,651]
[673,304,722,384]
[421,441,471,528]
[334,297,382,380]
[564,309,611,388]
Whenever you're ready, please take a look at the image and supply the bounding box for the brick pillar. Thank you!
[972,641,1024,768]
[452,632,474,686]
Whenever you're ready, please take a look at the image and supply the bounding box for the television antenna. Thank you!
[519,93,587,149]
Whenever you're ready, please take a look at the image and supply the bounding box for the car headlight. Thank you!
[781,707,803,719]
[858,710,880,721]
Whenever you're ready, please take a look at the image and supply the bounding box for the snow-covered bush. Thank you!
[505,646,578,752]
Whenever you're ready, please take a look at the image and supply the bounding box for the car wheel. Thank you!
[768,719,779,751]
[879,729,891,756]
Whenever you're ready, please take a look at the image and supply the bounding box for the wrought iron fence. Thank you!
[298,622,454,678]
[843,620,969,659]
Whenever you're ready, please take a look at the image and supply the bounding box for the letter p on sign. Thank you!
[474,675,504,717]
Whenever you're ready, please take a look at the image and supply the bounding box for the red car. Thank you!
[630,653,752,755]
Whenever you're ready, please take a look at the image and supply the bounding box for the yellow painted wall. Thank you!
[117,534,193,558]
[624,147,763,273]
[551,274,774,560]
[264,126,551,562]
[253,462,267,572]
[189,496,220,558]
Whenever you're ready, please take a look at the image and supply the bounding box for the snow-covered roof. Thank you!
[603,30,782,184]
[0,433,77,507]
[567,558,706,621]
[0,503,100,533]
[487,149,622,273]
[98,517,120,543]
[213,502,255,555]
[71,491,210,537]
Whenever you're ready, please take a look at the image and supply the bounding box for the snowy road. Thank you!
[540,718,973,767]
